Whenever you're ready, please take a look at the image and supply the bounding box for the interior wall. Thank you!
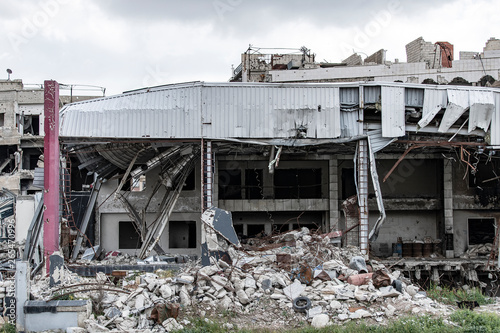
[100,212,201,256]
[453,210,500,256]
[369,210,439,256]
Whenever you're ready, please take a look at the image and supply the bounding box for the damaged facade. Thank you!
[57,81,500,266]
[232,37,500,87]
[0,79,101,245]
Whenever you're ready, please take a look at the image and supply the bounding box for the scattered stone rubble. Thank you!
[30,228,458,332]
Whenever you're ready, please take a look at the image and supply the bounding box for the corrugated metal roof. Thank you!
[405,88,424,107]
[364,86,381,104]
[340,110,361,138]
[491,92,500,146]
[381,86,405,137]
[61,83,342,140]
[60,85,203,139]
[438,89,469,132]
[59,81,500,143]
[419,88,447,128]
[367,128,396,153]
[201,85,341,139]
[469,91,494,132]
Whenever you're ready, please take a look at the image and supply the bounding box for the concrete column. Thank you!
[357,140,369,256]
[43,80,60,272]
[328,157,339,231]
[443,159,454,258]
[15,262,30,332]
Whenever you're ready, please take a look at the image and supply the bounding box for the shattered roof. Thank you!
[59,81,500,145]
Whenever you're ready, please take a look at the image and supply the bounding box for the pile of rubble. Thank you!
[30,227,456,332]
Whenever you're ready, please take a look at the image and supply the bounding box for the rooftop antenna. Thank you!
[6,69,12,80]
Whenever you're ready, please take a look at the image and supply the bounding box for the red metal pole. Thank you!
[43,80,60,272]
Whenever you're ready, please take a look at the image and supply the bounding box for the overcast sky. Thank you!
[0,0,498,96]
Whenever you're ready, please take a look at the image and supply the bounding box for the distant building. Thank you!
[231,37,500,87]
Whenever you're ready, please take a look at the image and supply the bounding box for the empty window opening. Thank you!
[169,221,196,248]
[468,218,495,245]
[245,169,263,199]
[247,224,266,238]
[119,221,142,249]
[0,113,4,127]
[23,115,40,135]
[341,168,356,199]
[218,169,242,199]
[183,170,195,191]
[274,169,322,199]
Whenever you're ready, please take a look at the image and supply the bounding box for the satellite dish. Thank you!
[6,69,12,80]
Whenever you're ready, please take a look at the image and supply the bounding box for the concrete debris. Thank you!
[27,228,458,331]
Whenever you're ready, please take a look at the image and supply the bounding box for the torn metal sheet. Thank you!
[268,146,282,172]
[438,89,469,133]
[381,86,405,138]
[201,207,241,247]
[418,89,447,129]
[367,129,396,153]
[367,137,386,242]
[489,92,500,145]
[468,91,494,132]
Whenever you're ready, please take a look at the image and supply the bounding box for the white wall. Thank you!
[15,196,34,242]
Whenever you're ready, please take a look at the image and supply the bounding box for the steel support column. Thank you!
[357,139,369,256]
[43,80,60,272]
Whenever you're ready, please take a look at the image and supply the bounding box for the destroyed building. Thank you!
[232,37,500,87]
[55,80,500,267]
[0,79,103,246]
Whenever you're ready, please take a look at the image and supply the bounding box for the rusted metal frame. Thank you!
[382,144,422,182]
[460,146,477,175]
[395,140,485,146]
[383,140,485,183]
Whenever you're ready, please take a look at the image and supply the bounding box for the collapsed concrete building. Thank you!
[0,79,102,245]
[53,81,500,269]
[232,37,500,86]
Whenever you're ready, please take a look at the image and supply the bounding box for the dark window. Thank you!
[28,154,39,170]
[218,169,242,199]
[183,170,195,191]
[23,115,39,135]
[119,221,142,249]
[468,218,495,245]
[342,168,356,199]
[247,224,265,238]
[0,113,4,127]
[245,169,263,199]
[469,160,500,188]
[169,221,196,248]
[274,169,322,199]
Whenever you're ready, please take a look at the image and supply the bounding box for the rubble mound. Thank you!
[31,228,455,331]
